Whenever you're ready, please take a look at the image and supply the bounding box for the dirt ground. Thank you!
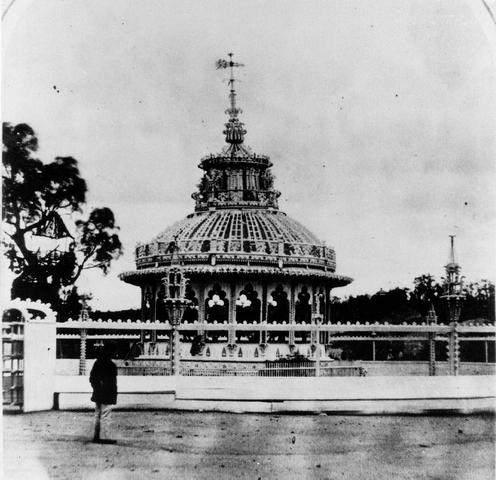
[3,410,495,480]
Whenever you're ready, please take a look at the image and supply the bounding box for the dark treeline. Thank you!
[331,274,495,325]
[87,275,495,325]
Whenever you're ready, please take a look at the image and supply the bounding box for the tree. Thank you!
[411,274,444,318]
[2,122,123,316]
[462,279,495,323]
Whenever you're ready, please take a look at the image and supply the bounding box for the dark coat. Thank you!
[90,358,118,405]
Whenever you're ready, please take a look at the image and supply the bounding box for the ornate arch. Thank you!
[268,284,289,323]
[295,286,312,323]
[143,285,153,320]
[182,284,199,322]
[155,282,168,322]
[235,283,261,323]
[205,283,229,323]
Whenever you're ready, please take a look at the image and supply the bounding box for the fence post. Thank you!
[428,332,436,376]
[79,328,87,375]
[448,325,460,376]
[315,344,321,377]
[427,304,437,376]
[172,326,181,376]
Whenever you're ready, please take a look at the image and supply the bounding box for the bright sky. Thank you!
[3,0,496,311]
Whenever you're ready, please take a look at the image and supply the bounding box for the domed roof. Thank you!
[156,210,320,248]
[132,209,337,274]
[120,56,352,287]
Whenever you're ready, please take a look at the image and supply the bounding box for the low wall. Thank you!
[54,374,496,414]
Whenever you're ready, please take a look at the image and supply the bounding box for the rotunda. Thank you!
[120,56,352,360]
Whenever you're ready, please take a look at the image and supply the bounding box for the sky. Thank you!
[2,0,496,311]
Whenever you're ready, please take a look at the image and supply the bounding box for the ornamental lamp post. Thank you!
[162,267,192,376]
[78,297,90,375]
[311,313,323,377]
[427,303,438,376]
[440,235,464,376]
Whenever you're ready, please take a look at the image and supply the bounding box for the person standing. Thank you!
[89,343,118,444]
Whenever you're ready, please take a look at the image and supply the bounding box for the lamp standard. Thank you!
[312,313,323,376]
[441,235,464,376]
[427,303,437,376]
[163,267,192,376]
[78,298,90,375]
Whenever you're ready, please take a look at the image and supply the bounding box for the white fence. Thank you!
[180,362,365,377]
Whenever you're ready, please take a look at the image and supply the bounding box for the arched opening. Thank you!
[155,284,168,322]
[143,286,153,320]
[295,286,312,342]
[268,284,289,324]
[182,284,199,322]
[295,286,312,323]
[205,284,229,323]
[235,284,261,323]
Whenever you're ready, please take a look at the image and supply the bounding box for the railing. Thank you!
[55,319,495,377]
[320,366,366,377]
[261,361,316,377]
[117,366,172,376]
[182,368,257,377]
[181,363,367,377]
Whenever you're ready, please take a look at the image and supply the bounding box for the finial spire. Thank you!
[444,235,462,295]
[216,53,246,144]
[449,234,456,265]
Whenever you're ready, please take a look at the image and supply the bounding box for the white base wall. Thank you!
[54,375,496,414]
[23,322,56,412]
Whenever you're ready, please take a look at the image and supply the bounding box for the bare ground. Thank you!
[3,410,495,480]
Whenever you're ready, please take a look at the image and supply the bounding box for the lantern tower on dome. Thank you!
[120,54,352,362]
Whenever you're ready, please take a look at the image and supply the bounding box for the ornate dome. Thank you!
[121,55,351,287]
[132,209,337,274]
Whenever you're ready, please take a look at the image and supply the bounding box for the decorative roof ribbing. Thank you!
[121,54,351,287]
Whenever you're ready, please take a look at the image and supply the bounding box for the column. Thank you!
[198,284,206,340]
[262,283,269,345]
[151,285,158,342]
[428,332,436,376]
[141,285,150,343]
[261,282,267,344]
[324,286,331,344]
[262,283,268,323]
[228,282,236,347]
[485,340,489,363]
[447,323,460,376]
[79,328,87,375]
[151,285,157,322]
[325,287,331,323]
[315,336,321,377]
[169,323,181,376]
[172,327,181,376]
[289,282,296,346]
[140,286,146,322]
[453,327,460,376]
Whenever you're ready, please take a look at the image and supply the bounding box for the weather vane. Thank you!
[216,53,245,119]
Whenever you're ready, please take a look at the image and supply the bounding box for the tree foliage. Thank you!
[331,275,495,325]
[2,122,123,315]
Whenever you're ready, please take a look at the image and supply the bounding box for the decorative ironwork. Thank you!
[79,329,87,375]
[441,235,464,376]
[427,304,437,376]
